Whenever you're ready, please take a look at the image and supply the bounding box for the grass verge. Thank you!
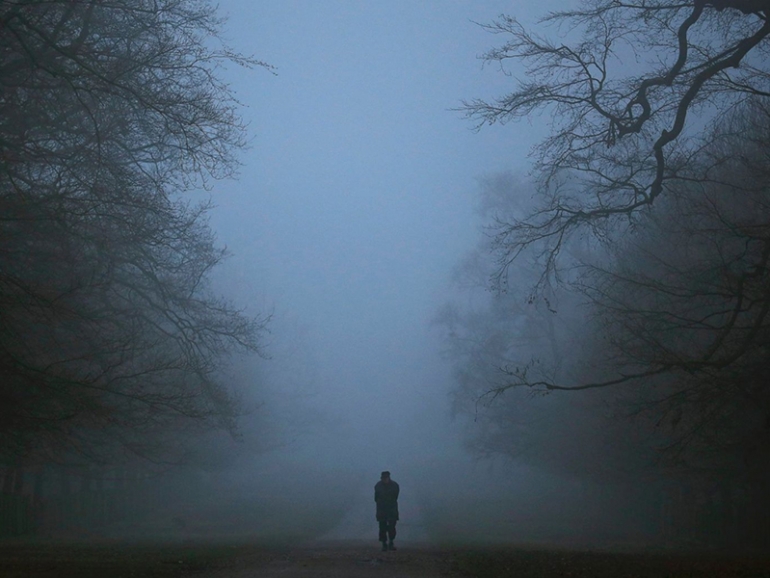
[0,541,266,578]
[450,547,770,578]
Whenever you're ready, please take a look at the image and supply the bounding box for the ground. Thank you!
[204,541,453,578]
[2,540,770,578]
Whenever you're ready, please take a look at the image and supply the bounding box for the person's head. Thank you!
[380,471,391,483]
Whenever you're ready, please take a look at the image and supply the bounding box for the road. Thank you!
[203,487,444,577]
[320,483,429,543]
[203,541,456,578]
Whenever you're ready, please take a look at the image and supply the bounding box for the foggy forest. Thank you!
[2,1,770,577]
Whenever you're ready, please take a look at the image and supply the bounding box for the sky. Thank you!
[203,1,561,485]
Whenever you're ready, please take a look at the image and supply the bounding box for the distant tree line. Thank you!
[440,0,770,548]
[0,0,270,471]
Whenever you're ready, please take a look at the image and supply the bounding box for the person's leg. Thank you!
[378,520,388,550]
[387,520,397,550]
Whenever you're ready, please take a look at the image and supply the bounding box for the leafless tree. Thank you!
[432,175,657,480]
[463,0,770,289]
[0,1,271,464]
[493,101,770,473]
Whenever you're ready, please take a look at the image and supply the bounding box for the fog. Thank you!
[185,0,583,545]
[7,0,769,556]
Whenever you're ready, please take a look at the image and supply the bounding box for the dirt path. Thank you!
[203,541,457,578]
[197,541,770,578]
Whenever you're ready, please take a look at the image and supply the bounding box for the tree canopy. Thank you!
[463,0,770,288]
[454,0,770,474]
[0,0,271,465]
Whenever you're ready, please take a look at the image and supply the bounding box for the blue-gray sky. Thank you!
[206,1,559,475]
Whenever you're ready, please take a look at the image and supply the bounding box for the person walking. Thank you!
[374,470,400,551]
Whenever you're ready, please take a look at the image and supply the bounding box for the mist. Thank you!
[171,0,657,549]
[3,1,770,567]
[134,0,603,547]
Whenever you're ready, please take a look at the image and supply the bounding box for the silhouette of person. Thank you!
[374,470,400,551]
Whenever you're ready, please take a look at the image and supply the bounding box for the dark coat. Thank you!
[374,479,400,521]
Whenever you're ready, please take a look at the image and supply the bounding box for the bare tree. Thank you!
[0,1,271,464]
[433,175,656,480]
[489,101,770,475]
[463,1,770,288]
